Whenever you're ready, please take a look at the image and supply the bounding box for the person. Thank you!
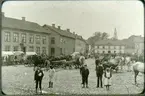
[104,67,112,90]
[81,64,89,88]
[96,62,104,88]
[48,66,55,88]
[79,54,85,65]
[44,58,50,71]
[95,57,100,67]
[34,66,44,94]
[80,64,85,84]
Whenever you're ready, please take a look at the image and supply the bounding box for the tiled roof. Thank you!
[95,39,125,46]
[2,16,50,34]
[43,24,75,39]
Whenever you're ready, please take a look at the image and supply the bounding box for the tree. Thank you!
[87,32,109,48]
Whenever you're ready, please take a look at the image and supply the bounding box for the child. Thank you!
[104,67,112,90]
[81,64,89,88]
[49,66,55,88]
[34,66,44,94]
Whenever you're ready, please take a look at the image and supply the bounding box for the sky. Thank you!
[2,0,144,40]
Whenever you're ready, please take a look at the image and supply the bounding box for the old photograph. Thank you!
[1,0,144,95]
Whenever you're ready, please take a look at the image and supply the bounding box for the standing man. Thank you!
[34,66,44,94]
[95,57,100,67]
[81,64,89,88]
[96,63,104,88]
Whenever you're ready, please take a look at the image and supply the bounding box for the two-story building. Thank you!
[95,40,125,54]
[2,12,51,55]
[43,24,76,56]
[123,35,144,55]
[74,33,87,55]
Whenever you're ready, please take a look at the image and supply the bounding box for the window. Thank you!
[13,33,19,42]
[36,47,40,54]
[114,51,116,53]
[114,46,116,49]
[60,48,63,55]
[97,46,99,48]
[103,51,105,53]
[103,46,105,49]
[5,45,10,51]
[13,46,19,51]
[29,46,34,52]
[29,34,34,43]
[5,32,10,42]
[42,47,46,53]
[21,34,26,43]
[36,35,40,44]
[51,48,55,56]
[108,51,111,53]
[51,37,55,44]
[42,36,46,44]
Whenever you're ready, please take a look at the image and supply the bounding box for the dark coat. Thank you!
[95,59,100,66]
[81,68,89,77]
[96,65,104,76]
[34,69,44,81]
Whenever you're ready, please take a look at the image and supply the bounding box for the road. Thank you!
[2,58,144,95]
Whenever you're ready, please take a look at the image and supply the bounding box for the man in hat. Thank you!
[96,62,104,88]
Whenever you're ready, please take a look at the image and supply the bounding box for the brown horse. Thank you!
[132,62,144,85]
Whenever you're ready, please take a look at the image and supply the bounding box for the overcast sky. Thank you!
[2,1,144,40]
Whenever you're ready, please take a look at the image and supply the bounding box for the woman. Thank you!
[104,67,112,90]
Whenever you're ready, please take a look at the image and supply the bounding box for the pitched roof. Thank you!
[43,24,75,39]
[2,16,50,34]
[95,39,125,46]
[75,34,86,43]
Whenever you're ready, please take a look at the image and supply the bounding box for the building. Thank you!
[2,12,51,55]
[74,33,87,55]
[95,40,125,54]
[43,24,76,56]
[123,35,144,55]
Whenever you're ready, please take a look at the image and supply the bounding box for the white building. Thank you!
[95,40,125,54]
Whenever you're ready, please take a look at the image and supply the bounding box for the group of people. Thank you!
[79,56,112,90]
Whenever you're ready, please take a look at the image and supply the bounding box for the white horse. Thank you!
[132,62,144,85]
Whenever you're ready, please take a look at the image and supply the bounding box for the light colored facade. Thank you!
[75,36,86,54]
[95,40,125,54]
[2,13,50,55]
[95,45,125,54]
[43,24,75,56]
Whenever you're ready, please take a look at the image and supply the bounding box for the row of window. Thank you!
[4,45,47,54]
[95,50,124,54]
[95,46,124,49]
[4,32,47,44]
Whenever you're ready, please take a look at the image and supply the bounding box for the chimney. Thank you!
[58,26,61,30]
[67,29,70,32]
[52,24,55,27]
[22,17,25,21]
[2,12,5,17]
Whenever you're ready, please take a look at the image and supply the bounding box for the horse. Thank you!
[102,57,120,72]
[132,62,144,85]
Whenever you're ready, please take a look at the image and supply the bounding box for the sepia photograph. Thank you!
[1,0,144,95]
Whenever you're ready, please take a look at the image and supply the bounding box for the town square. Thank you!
[1,1,144,95]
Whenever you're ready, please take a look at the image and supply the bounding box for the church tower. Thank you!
[113,28,118,40]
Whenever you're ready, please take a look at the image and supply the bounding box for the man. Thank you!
[96,62,104,88]
[34,66,44,94]
[95,57,100,67]
[81,64,89,88]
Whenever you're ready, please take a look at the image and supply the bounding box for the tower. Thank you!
[113,28,118,40]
